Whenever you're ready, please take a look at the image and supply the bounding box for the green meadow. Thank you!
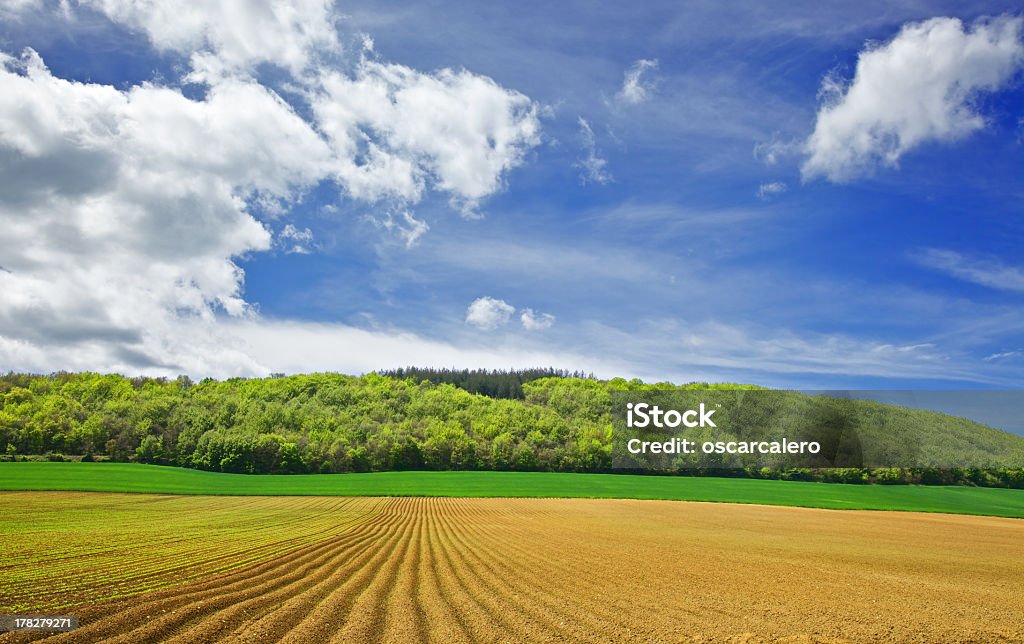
[2,462,1023,518]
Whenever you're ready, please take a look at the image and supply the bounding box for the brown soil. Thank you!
[3,497,1023,643]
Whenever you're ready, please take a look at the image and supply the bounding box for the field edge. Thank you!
[2,463,1024,518]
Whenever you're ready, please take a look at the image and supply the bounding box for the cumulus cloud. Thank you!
[79,0,339,77]
[913,248,1024,292]
[520,308,555,331]
[0,2,543,375]
[465,297,516,330]
[575,117,612,184]
[464,298,555,332]
[756,181,788,199]
[0,49,331,372]
[616,58,658,105]
[314,58,541,215]
[802,15,1024,182]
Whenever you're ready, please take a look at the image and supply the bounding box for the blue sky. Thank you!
[0,1,1022,388]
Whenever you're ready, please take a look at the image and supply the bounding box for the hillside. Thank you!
[1,372,1022,486]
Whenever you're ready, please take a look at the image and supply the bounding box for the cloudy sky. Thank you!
[0,1,1022,388]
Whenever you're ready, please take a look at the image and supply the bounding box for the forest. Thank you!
[1,370,1023,487]
[376,367,593,399]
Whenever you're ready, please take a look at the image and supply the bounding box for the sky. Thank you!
[0,0,1022,389]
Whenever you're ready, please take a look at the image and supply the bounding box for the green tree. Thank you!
[135,435,164,464]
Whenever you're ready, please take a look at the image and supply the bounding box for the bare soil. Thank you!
[2,496,1022,643]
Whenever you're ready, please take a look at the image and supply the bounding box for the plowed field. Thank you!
[2,492,1022,642]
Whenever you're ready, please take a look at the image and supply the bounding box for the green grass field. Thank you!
[1,462,1023,517]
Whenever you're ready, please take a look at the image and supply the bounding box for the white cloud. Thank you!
[756,181,788,199]
[221,316,1024,386]
[0,0,42,16]
[575,117,612,184]
[0,0,543,375]
[465,297,515,330]
[372,210,430,248]
[314,59,541,216]
[0,49,336,373]
[228,319,611,378]
[577,318,1011,385]
[616,58,658,105]
[22,3,543,215]
[0,316,611,380]
[464,297,555,332]
[984,351,1021,362]
[0,52,322,302]
[520,308,555,331]
[802,15,1024,182]
[279,224,315,254]
[753,138,798,166]
[913,249,1024,292]
[79,0,340,77]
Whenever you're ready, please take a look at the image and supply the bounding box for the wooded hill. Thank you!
[1,371,1022,487]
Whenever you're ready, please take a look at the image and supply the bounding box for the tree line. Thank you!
[376,367,594,399]
[1,371,1022,487]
